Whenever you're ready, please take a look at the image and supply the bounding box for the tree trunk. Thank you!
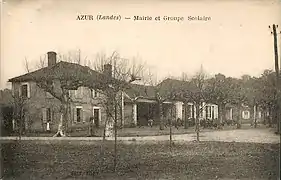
[19,107,23,140]
[192,104,195,126]
[120,92,124,129]
[169,106,173,152]
[254,104,257,128]
[184,103,189,129]
[114,99,118,172]
[236,104,242,129]
[269,105,273,128]
[217,104,222,128]
[159,102,164,130]
[103,94,114,139]
[195,103,200,142]
[62,102,68,135]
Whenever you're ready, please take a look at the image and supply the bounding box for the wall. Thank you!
[123,102,133,126]
[12,81,108,132]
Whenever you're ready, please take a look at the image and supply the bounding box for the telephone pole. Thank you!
[269,24,281,134]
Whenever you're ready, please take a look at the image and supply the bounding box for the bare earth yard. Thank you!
[2,140,280,180]
[15,123,263,137]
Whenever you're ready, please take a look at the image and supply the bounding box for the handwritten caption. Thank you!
[76,14,211,22]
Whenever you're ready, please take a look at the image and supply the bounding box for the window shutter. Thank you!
[80,87,83,97]
[27,83,31,98]
[42,108,47,123]
[82,109,85,123]
[74,108,77,123]
[91,89,94,98]
[51,110,55,122]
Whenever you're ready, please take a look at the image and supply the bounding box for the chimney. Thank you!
[103,64,112,78]
[47,51,57,66]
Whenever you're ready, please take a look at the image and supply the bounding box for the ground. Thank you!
[1,128,280,180]
[15,123,263,137]
[2,141,280,180]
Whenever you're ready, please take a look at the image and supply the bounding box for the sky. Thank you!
[1,0,281,89]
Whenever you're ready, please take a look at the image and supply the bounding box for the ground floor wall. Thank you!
[225,106,264,124]
[123,101,219,127]
[11,100,107,133]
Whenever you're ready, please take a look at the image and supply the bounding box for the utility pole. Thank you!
[269,24,281,134]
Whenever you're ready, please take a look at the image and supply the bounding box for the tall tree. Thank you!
[205,73,236,126]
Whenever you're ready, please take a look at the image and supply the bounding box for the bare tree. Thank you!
[181,66,210,142]
[89,51,145,171]
[90,51,145,138]
[17,49,90,137]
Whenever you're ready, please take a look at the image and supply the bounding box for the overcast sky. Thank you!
[1,0,281,89]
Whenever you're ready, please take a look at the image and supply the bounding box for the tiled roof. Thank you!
[124,78,197,101]
[8,61,118,89]
[157,78,196,96]
[124,83,155,99]
[9,61,102,82]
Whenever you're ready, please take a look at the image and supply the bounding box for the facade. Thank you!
[225,103,264,124]
[8,51,111,133]
[122,80,219,127]
[8,51,220,133]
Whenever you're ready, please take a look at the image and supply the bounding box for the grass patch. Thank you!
[1,141,280,179]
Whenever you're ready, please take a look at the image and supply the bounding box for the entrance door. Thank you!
[93,108,100,128]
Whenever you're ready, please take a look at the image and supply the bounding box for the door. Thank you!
[93,108,100,128]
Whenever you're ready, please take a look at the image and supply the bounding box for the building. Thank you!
[8,51,115,133]
[225,103,264,124]
[8,51,220,134]
[122,78,219,127]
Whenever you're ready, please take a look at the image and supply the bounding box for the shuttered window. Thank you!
[42,108,47,123]
[74,106,83,123]
[42,108,53,123]
[20,83,30,98]
[91,89,99,98]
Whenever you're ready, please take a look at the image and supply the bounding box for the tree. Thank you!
[90,51,145,171]
[206,74,239,127]
[144,70,179,130]
[90,51,145,137]
[17,50,90,137]
[180,66,210,141]
[258,70,277,127]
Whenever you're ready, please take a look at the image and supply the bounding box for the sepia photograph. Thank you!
[0,0,280,179]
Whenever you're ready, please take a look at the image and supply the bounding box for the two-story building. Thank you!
[8,51,113,133]
[8,51,220,134]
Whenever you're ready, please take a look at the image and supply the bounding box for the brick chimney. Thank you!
[47,51,57,66]
[103,64,112,77]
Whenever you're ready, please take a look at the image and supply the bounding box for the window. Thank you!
[211,106,215,119]
[206,106,211,119]
[243,111,250,119]
[20,83,30,98]
[77,108,82,122]
[258,112,262,119]
[46,108,52,122]
[91,89,99,98]
[199,107,203,118]
[188,105,193,119]
[74,106,83,123]
[42,108,53,122]
[93,107,101,127]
